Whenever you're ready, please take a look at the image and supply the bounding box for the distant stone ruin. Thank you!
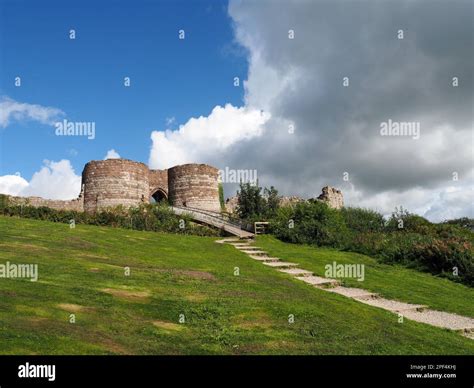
[317,186,344,209]
[225,186,344,213]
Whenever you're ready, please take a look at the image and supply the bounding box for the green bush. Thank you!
[270,201,349,248]
[340,207,385,233]
[268,204,474,286]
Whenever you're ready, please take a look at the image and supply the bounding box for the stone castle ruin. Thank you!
[3,158,344,213]
[5,159,221,213]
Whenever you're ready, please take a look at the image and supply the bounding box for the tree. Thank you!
[236,182,265,219]
[264,186,279,217]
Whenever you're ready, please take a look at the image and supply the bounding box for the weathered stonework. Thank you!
[82,159,150,213]
[168,164,221,212]
[317,186,344,209]
[5,194,84,212]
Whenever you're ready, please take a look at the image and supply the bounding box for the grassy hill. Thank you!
[0,216,473,355]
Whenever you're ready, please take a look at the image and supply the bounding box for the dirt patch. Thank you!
[77,253,109,261]
[57,303,93,313]
[99,338,130,355]
[88,267,101,273]
[165,269,216,281]
[152,320,184,332]
[0,243,48,251]
[234,311,273,330]
[65,236,97,250]
[102,288,151,301]
[0,290,17,297]
[184,293,208,302]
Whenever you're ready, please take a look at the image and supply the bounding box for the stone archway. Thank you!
[150,188,168,204]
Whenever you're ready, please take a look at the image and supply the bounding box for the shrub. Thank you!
[341,207,385,233]
[270,201,348,248]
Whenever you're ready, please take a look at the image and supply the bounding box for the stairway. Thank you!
[216,237,474,339]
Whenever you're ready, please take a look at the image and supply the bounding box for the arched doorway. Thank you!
[150,188,168,204]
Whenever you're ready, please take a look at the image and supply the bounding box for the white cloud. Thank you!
[0,174,29,196]
[0,160,81,200]
[0,96,64,128]
[104,149,121,160]
[149,104,270,169]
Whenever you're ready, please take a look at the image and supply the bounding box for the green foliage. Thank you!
[264,186,279,218]
[236,182,266,219]
[236,182,280,220]
[269,204,474,286]
[385,207,431,233]
[0,194,9,209]
[0,202,219,236]
[218,183,225,212]
[270,201,348,248]
[340,207,385,233]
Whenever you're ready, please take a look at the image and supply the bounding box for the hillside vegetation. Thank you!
[0,216,473,355]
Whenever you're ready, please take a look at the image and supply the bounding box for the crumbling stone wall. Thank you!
[317,186,344,209]
[82,159,149,213]
[168,164,220,212]
[5,194,84,212]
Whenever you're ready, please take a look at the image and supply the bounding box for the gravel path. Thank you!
[219,238,474,338]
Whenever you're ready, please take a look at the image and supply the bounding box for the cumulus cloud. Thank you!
[0,160,81,200]
[0,96,64,128]
[104,149,121,160]
[0,174,29,196]
[149,104,270,169]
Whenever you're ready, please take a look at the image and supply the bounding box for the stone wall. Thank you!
[149,169,168,200]
[82,159,149,213]
[168,164,221,212]
[5,194,84,212]
[317,186,344,209]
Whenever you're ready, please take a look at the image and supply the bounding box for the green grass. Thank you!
[0,216,473,355]
[256,235,474,318]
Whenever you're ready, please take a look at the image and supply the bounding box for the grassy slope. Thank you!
[0,216,473,355]
[256,235,474,318]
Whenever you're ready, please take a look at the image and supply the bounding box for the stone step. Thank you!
[215,238,240,244]
[279,268,314,277]
[401,310,474,331]
[356,297,426,313]
[297,275,338,286]
[234,246,262,250]
[240,250,268,255]
[326,286,378,299]
[462,329,474,340]
[248,255,280,262]
[263,261,299,268]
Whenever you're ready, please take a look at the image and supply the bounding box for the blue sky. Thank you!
[0,0,472,221]
[1,0,245,178]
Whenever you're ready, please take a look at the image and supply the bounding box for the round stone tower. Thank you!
[168,163,220,212]
[82,159,149,213]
